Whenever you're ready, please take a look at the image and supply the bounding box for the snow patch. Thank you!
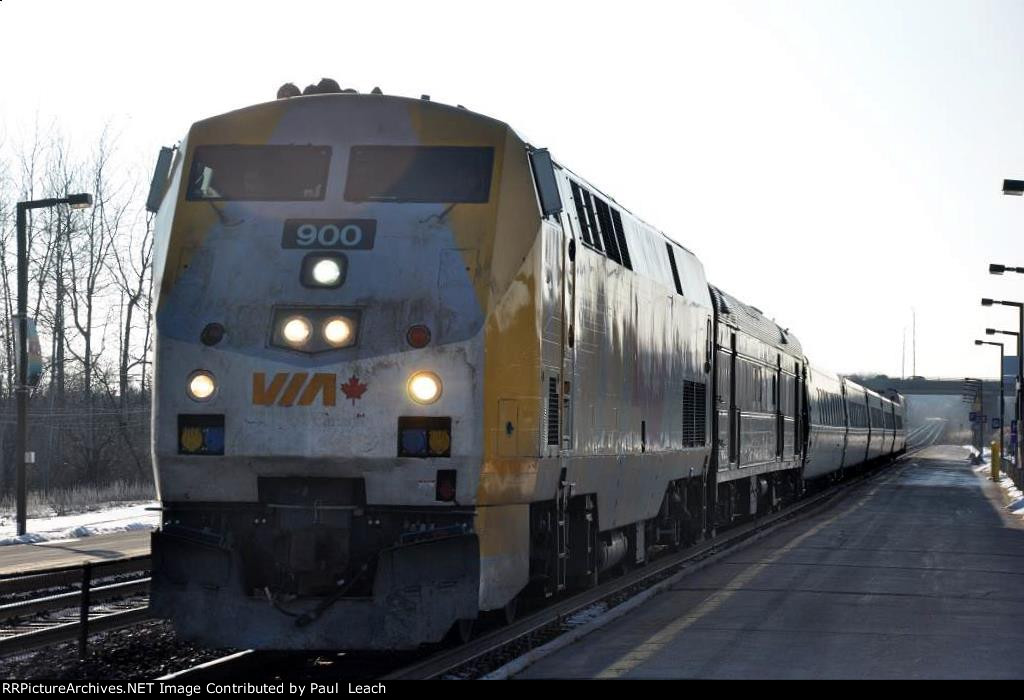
[0,501,159,546]
[967,446,1024,521]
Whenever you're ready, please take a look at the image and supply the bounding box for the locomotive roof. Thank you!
[710,285,804,357]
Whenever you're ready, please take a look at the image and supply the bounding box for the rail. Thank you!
[0,555,151,658]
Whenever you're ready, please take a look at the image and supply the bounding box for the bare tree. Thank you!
[0,116,159,502]
[108,199,152,410]
[64,130,124,483]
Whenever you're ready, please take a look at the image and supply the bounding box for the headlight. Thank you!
[408,371,442,404]
[323,317,353,346]
[271,307,361,353]
[301,254,347,289]
[282,316,312,346]
[187,370,217,401]
[311,258,342,286]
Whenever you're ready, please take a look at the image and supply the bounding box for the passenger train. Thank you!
[147,84,906,650]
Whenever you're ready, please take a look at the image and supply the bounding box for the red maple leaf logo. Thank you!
[341,375,368,405]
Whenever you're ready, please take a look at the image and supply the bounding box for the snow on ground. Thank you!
[0,501,159,546]
[965,445,1024,519]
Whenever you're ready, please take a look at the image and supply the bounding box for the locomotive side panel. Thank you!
[555,174,714,531]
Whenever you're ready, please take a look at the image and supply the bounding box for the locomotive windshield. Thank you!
[344,145,493,203]
[186,145,331,201]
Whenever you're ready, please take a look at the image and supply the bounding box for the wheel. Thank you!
[445,618,474,646]
[572,563,599,590]
[502,597,518,626]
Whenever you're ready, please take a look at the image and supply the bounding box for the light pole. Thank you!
[15,194,92,536]
[986,328,1019,461]
[964,377,983,460]
[976,340,1005,465]
[982,297,1023,480]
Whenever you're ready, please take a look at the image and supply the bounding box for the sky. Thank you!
[2,0,1023,380]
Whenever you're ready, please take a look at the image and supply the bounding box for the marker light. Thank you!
[407,324,431,349]
[282,316,312,346]
[312,258,342,286]
[187,370,217,401]
[323,317,353,346]
[408,371,442,404]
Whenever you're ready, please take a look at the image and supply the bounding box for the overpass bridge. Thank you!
[850,375,1014,440]
[851,375,1008,398]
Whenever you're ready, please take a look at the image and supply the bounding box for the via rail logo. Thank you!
[252,372,367,407]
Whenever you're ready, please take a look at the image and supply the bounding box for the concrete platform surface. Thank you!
[518,445,1024,679]
[0,530,150,575]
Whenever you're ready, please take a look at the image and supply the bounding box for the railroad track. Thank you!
[0,556,151,658]
[163,451,919,682]
[907,419,948,450]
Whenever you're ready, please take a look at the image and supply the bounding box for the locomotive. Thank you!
[146,86,906,650]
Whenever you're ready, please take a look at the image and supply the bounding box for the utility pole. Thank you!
[902,327,906,380]
[912,309,917,376]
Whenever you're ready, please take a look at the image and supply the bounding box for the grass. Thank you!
[0,480,155,519]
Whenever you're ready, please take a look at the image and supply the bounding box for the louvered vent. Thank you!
[682,380,707,447]
[547,377,560,446]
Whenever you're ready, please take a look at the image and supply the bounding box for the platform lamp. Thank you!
[976,340,1005,467]
[15,194,93,536]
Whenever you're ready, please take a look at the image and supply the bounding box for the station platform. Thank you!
[0,531,150,575]
[518,445,1024,679]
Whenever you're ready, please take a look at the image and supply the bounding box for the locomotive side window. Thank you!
[569,181,596,248]
[610,209,632,270]
[187,145,331,201]
[567,180,634,271]
[577,186,603,253]
[593,196,623,265]
[666,243,684,295]
[345,146,493,203]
